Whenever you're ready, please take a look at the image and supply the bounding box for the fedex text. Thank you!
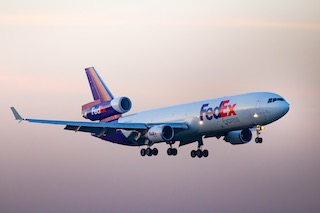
[200,100,236,121]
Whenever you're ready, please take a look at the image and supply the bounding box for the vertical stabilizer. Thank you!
[85,67,114,102]
[82,67,114,112]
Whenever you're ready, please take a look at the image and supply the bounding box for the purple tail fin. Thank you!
[82,67,114,112]
[85,67,114,101]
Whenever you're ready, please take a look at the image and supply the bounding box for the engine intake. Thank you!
[111,97,132,114]
[147,125,174,143]
[224,129,252,145]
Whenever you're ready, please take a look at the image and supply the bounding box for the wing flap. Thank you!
[64,125,103,134]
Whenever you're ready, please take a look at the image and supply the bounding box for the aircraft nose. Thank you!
[282,101,290,116]
[265,98,290,121]
[276,100,290,118]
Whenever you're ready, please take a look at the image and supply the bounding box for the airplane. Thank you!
[11,67,290,158]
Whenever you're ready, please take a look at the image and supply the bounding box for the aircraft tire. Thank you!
[203,150,209,157]
[146,148,152,156]
[141,148,146,156]
[152,148,158,156]
[167,148,172,156]
[167,148,178,156]
[196,149,203,158]
[191,150,196,158]
[255,137,263,143]
[172,148,177,156]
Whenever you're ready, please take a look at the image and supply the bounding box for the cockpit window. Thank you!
[268,98,285,103]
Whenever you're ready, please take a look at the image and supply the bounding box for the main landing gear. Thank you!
[255,125,264,143]
[191,138,209,158]
[167,141,177,156]
[140,147,158,157]
[140,140,178,157]
[191,149,209,158]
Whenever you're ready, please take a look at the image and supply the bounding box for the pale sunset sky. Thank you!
[1,1,319,213]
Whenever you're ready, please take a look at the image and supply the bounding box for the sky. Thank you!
[1,1,320,212]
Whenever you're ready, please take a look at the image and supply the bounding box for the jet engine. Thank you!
[224,129,252,145]
[83,97,132,121]
[110,97,132,114]
[147,125,174,143]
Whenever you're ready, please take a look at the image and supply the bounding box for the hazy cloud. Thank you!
[1,13,319,30]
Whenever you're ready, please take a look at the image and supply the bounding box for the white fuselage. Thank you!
[119,92,289,142]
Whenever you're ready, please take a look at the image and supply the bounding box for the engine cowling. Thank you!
[224,129,252,145]
[110,97,132,114]
[147,125,174,143]
[83,97,132,121]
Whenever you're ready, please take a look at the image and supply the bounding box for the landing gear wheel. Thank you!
[255,137,263,143]
[146,148,152,156]
[152,148,158,156]
[190,137,208,158]
[172,148,177,156]
[141,147,159,157]
[167,147,178,156]
[191,150,196,158]
[202,149,209,157]
[196,149,203,158]
[167,148,172,156]
[191,149,208,158]
[140,148,146,156]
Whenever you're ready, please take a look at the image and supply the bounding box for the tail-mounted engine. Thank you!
[224,129,252,145]
[147,125,174,143]
[82,97,132,121]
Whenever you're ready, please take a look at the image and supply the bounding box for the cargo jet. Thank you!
[11,67,290,158]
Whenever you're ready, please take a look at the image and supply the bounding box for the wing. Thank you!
[10,107,188,134]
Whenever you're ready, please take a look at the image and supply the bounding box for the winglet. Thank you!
[10,107,24,121]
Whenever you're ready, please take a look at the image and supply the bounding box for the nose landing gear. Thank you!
[255,125,264,143]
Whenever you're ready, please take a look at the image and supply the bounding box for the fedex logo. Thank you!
[149,131,157,136]
[200,100,236,121]
[91,106,107,115]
